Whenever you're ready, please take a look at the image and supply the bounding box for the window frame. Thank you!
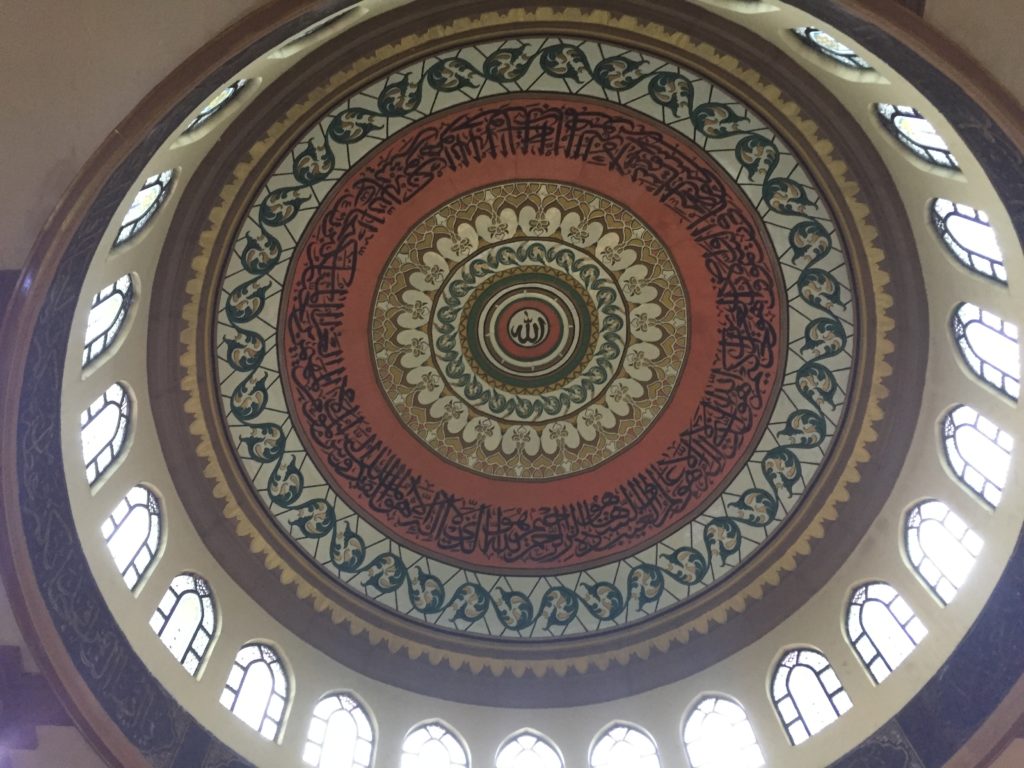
[82,274,135,368]
[877,104,959,169]
[931,199,1008,282]
[80,382,131,485]
[114,170,175,247]
[149,572,218,676]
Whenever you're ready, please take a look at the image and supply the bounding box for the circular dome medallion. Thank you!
[213,35,857,640]
[372,182,688,480]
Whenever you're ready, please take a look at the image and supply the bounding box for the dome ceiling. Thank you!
[210,30,854,632]
[155,4,924,699]
[5,2,1024,767]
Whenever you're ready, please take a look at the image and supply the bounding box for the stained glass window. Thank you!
[590,724,661,768]
[906,500,983,604]
[496,730,563,768]
[847,582,927,683]
[683,697,765,768]
[943,405,1014,507]
[149,573,216,676]
[932,199,1007,282]
[303,692,374,768]
[220,643,289,740]
[101,485,161,590]
[184,80,248,133]
[952,303,1020,400]
[771,648,852,744]
[401,722,469,768]
[877,104,958,169]
[81,382,130,485]
[82,275,134,367]
[115,170,174,246]
[792,27,871,69]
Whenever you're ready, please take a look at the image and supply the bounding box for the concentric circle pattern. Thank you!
[372,182,687,479]
[215,35,856,638]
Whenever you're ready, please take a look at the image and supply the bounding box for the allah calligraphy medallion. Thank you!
[213,34,858,638]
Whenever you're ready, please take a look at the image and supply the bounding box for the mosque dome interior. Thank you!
[0,1,1023,767]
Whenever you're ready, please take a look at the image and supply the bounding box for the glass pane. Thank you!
[684,697,765,768]
[401,723,469,768]
[944,406,1014,506]
[771,649,850,743]
[102,485,160,589]
[150,573,216,676]
[304,693,374,768]
[590,725,661,768]
[877,104,959,169]
[184,80,248,133]
[496,731,562,768]
[932,199,1006,282]
[954,303,1020,400]
[115,170,175,246]
[83,275,134,367]
[793,27,871,69]
[80,383,130,484]
[906,501,981,604]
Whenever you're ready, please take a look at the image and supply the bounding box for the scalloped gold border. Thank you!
[179,7,894,678]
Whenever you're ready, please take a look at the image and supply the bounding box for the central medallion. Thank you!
[372,183,687,479]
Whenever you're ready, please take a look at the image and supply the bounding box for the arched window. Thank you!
[682,697,765,768]
[932,199,1007,282]
[792,27,870,69]
[877,104,958,169]
[496,730,563,768]
[115,170,174,246]
[184,80,248,133]
[101,485,161,590]
[80,382,130,484]
[220,642,289,740]
[82,275,134,367]
[952,303,1020,400]
[149,573,216,676]
[943,405,1014,507]
[847,583,927,683]
[590,723,661,768]
[905,500,983,604]
[303,692,374,768]
[401,722,469,768]
[771,648,852,744]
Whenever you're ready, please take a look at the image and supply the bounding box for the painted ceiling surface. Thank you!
[216,34,856,638]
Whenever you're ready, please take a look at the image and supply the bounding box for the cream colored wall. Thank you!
[0,0,265,272]
[926,0,1024,107]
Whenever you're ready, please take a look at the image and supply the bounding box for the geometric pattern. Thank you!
[215,36,856,638]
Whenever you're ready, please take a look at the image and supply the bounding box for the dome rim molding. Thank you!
[1,2,1023,768]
